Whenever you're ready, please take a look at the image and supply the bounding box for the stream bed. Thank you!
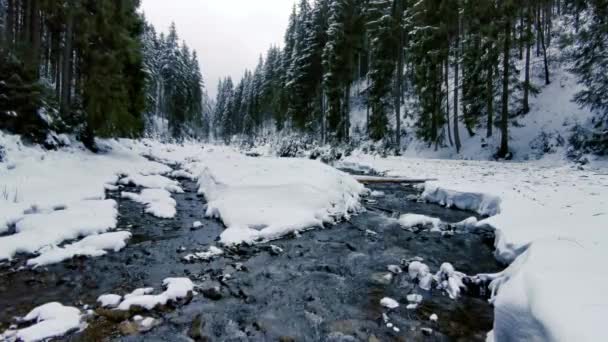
[0,168,503,341]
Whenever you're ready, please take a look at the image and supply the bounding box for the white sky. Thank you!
[141,0,295,98]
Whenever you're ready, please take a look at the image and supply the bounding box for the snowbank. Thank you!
[398,213,441,231]
[0,302,82,342]
[122,189,177,219]
[27,231,131,267]
[176,148,364,245]
[340,155,608,341]
[0,132,171,262]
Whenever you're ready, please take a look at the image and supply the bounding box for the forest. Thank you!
[0,0,208,149]
[214,0,607,157]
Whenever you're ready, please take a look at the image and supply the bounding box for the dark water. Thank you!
[0,169,502,341]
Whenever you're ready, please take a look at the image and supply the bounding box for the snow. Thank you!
[117,277,194,310]
[407,261,433,290]
[183,246,224,262]
[398,214,441,231]
[27,231,131,267]
[192,221,203,228]
[0,132,171,262]
[380,297,399,309]
[122,189,177,218]
[0,200,118,261]
[119,173,183,193]
[178,147,365,245]
[0,302,82,342]
[434,263,466,300]
[97,294,123,308]
[339,155,608,341]
[429,313,438,322]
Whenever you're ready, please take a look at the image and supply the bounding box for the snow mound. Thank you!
[435,263,467,299]
[119,173,183,193]
[27,231,131,267]
[0,302,82,342]
[117,277,194,310]
[408,261,433,290]
[190,149,364,245]
[422,183,501,216]
[398,214,441,231]
[122,189,177,218]
[97,294,123,308]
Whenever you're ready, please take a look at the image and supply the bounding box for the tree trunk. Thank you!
[523,3,532,114]
[537,12,550,85]
[394,26,403,154]
[61,6,74,116]
[445,55,453,146]
[453,6,462,153]
[343,84,350,142]
[519,8,524,60]
[5,0,14,45]
[29,0,40,76]
[486,62,493,138]
[499,17,511,158]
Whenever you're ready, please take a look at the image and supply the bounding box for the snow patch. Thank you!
[117,277,194,310]
[0,302,82,342]
[121,189,176,218]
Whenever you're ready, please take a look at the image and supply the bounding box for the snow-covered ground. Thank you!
[0,132,363,266]
[149,145,365,244]
[339,155,608,341]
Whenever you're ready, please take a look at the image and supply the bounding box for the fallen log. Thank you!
[353,175,437,184]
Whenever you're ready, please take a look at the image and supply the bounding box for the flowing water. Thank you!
[0,166,503,341]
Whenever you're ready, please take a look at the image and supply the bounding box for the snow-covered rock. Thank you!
[380,297,399,309]
[0,302,82,342]
[117,277,194,311]
[122,189,177,219]
[398,214,442,231]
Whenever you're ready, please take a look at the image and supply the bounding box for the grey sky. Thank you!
[141,0,295,98]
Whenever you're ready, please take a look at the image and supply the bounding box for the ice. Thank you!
[121,189,177,218]
[0,302,82,342]
[27,231,131,267]
[380,297,399,309]
[97,294,122,308]
[117,277,194,310]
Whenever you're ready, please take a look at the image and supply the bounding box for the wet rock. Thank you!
[188,314,209,341]
[387,265,403,274]
[201,287,222,301]
[279,336,296,342]
[118,321,139,335]
[96,308,131,322]
[268,245,284,256]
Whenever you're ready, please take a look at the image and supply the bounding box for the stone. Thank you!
[370,272,393,286]
[202,287,222,301]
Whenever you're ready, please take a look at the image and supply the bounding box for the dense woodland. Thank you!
[214,0,608,156]
[0,1,606,156]
[0,0,207,148]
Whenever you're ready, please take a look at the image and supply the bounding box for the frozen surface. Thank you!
[339,155,608,341]
[0,302,82,342]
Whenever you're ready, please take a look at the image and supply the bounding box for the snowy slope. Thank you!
[339,155,608,341]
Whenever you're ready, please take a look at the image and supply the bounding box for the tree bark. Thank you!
[523,3,532,114]
[537,11,550,85]
[453,5,462,153]
[499,17,511,158]
[61,6,74,116]
[394,16,403,154]
[486,62,493,138]
[445,54,453,146]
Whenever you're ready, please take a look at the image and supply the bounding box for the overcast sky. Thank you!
[141,0,295,97]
